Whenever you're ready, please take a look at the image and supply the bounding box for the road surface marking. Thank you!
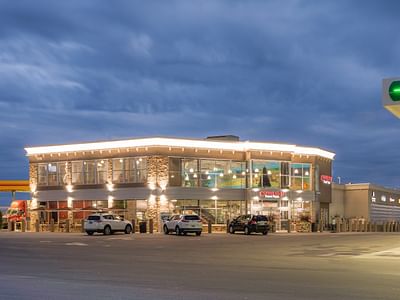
[65,242,88,246]
[356,247,400,259]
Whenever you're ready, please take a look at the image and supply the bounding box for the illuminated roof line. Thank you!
[25,137,335,160]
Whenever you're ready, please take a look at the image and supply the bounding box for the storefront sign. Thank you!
[259,191,285,199]
[320,175,332,185]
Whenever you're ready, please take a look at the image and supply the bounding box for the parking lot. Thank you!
[1,231,400,300]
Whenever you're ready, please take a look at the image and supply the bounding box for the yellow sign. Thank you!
[0,180,30,192]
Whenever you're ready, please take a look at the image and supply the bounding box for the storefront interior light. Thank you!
[305,171,309,176]
[193,173,198,178]
[207,175,211,180]
[241,171,246,176]
[233,175,237,179]
[228,170,232,174]
[219,173,224,177]
[189,168,194,173]
[255,168,259,173]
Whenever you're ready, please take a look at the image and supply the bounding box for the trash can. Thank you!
[139,221,147,233]
[311,223,317,232]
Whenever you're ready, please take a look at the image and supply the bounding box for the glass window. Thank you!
[83,161,96,184]
[47,163,58,186]
[182,159,198,187]
[199,160,245,189]
[252,160,281,188]
[58,162,67,185]
[96,160,108,184]
[112,157,147,183]
[290,163,311,191]
[38,164,47,186]
[113,159,124,183]
[72,161,83,184]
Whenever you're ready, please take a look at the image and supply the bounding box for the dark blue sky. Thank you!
[1,0,400,189]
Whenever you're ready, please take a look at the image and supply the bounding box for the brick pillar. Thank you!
[146,156,169,233]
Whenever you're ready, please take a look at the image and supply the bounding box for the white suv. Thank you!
[84,213,133,235]
[163,214,202,236]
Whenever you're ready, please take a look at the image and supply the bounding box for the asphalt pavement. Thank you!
[0,231,399,300]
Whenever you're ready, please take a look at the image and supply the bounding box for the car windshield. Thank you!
[88,216,100,221]
[184,215,200,221]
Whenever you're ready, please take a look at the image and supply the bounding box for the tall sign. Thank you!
[382,78,400,118]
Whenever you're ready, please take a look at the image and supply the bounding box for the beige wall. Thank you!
[330,183,345,218]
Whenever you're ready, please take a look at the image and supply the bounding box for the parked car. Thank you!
[163,214,202,236]
[84,213,133,235]
[228,215,270,235]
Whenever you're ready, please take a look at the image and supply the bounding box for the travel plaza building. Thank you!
[25,136,335,232]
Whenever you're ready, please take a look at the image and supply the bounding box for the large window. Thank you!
[37,162,68,186]
[112,157,147,184]
[179,159,245,188]
[72,160,109,185]
[290,163,311,190]
[171,199,243,224]
[252,160,281,188]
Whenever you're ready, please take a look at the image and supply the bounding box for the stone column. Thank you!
[146,156,169,233]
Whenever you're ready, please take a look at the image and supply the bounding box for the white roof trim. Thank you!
[25,137,335,160]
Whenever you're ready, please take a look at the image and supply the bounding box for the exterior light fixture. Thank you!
[189,168,194,173]
[106,183,114,192]
[119,159,123,163]
[207,175,211,180]
[233,175,237,179]
[255,168,259,173]
[193,174,198,178]
[66,184,73,193]
[241,171,246,176]
[219,173,224,177]
[211,196,218,200]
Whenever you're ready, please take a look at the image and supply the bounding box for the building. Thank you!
[331,183,400,222]
[25,136,335,232]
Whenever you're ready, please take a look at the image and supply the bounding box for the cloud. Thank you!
[0,0,399,188]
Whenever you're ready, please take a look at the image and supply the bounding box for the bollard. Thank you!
[364,221,368,232]
[383,222,387,232]
[81,219,85,233]
[26,220,31,232]
[131,219,136,234]
[208,221,212,234]
[374,222,377,232]
[335,218,340,233]
[50,219,55,232]
[226,220,230,233]
[65,219,70,233]
[288,219,291,233]
[149,219,154,234]
[35,219,40,232]
[21,219,26,232]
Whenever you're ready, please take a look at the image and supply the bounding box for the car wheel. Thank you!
[86,231,94,236]
[163,225,169,235]
[244,226,250,235]
[103,225,112,235]
[262,230,268,235]
[196,231,202,236]
[229,226,235,234]
[175,226,181,235]
[124,225,132,234]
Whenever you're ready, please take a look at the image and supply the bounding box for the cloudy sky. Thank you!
[1,0,400,189]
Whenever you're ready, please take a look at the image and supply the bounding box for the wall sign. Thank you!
[259,191,285,199]
[320,175,332,185]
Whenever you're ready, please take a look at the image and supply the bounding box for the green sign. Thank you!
[389,81,400,101]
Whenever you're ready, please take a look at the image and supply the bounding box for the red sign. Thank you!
[259,191,285,199]
[320,175,332,184]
